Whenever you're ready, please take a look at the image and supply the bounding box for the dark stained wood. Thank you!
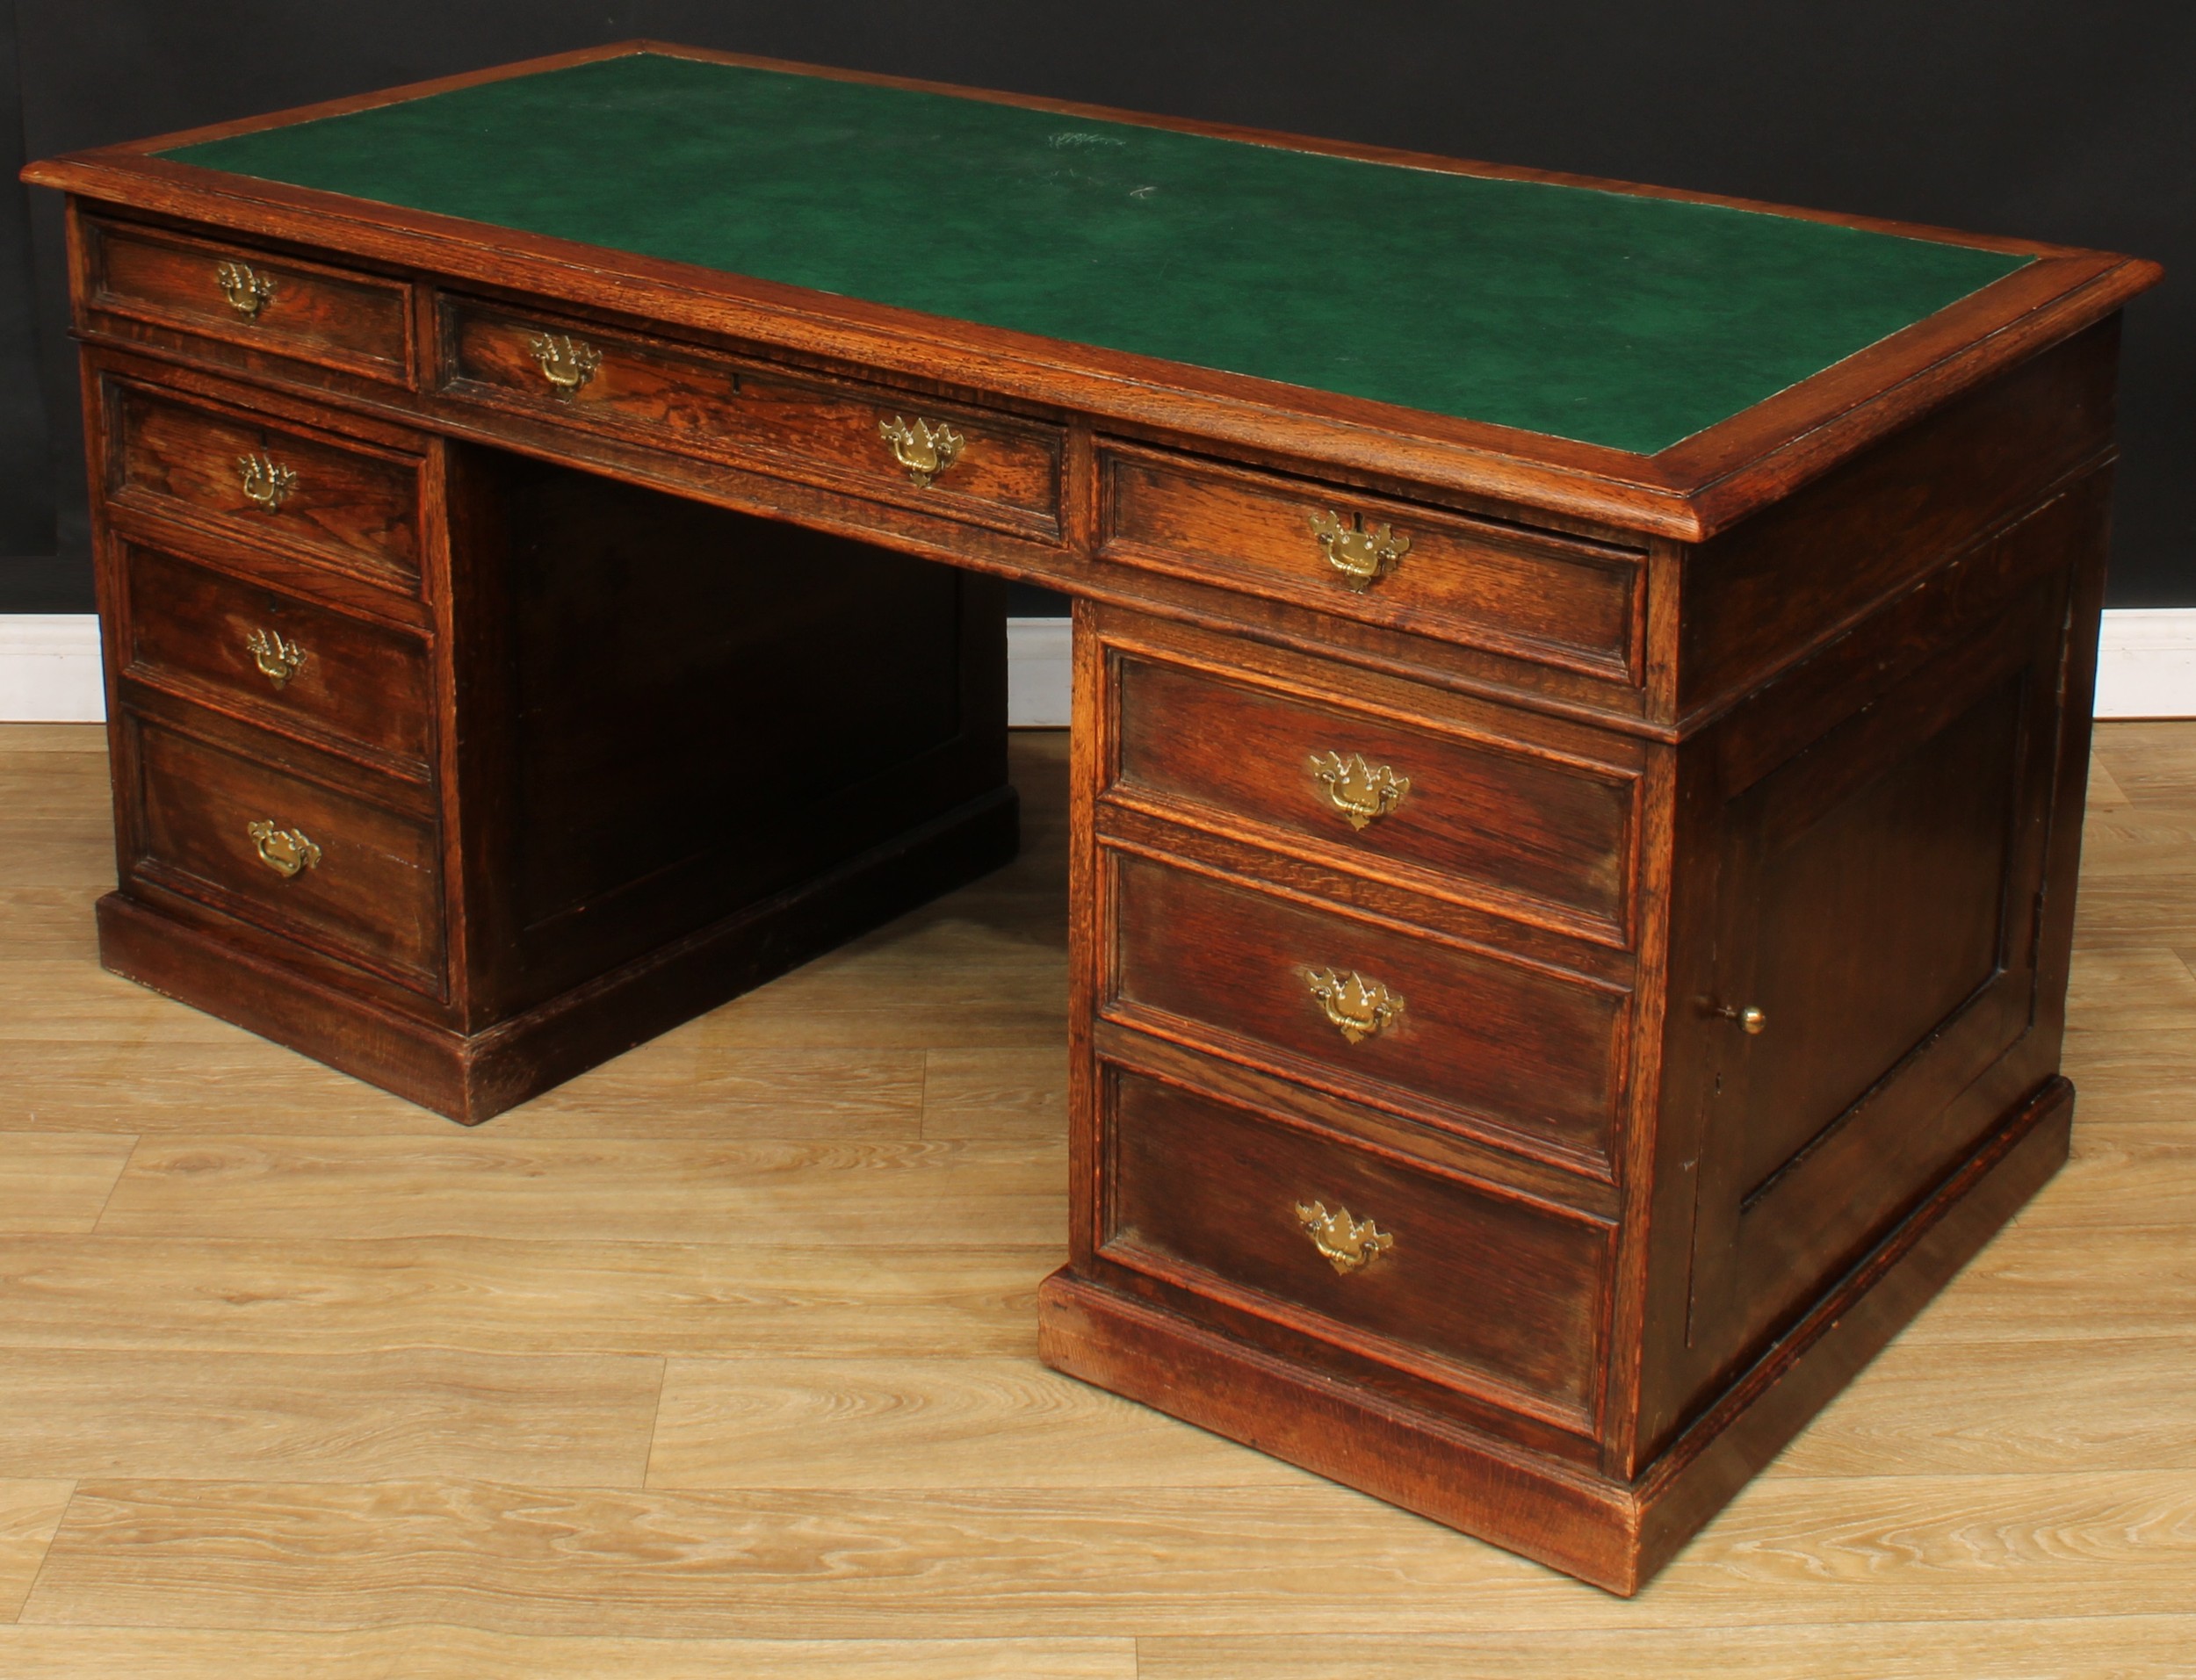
[1100,445,1644,683]
[1102,847,1629,1172]
[437,292,1065,540]
[81,213,414,386]
[113,537,434,773]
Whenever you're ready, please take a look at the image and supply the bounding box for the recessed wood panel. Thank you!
[1102,1063,1609,1419]
[1099,447,1643,682]
[1105,849,1628,1169]
[1110,650,1635,941]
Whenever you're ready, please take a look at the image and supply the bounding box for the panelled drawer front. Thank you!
[119,541,433,770]
[1103,1064,1608,1418]
[1112,650,1636,941]
[1100,448,1643,682]
[437,297,1064,537]
[1108,850,1626,1167]
[84,218,412,383]
[109,380,424,588]
[129,717,445,991]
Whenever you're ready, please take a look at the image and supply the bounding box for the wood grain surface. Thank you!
[0,723,2191,1669]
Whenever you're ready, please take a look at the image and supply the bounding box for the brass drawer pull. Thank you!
[243,627,306,689]
[879,415,964,487]
[237,451,297,512]
[1309,508,1410,591]
[213,259,275,320]
[527,332,602,400]
[1295,1200,1393,1275]
[1301,967,1404,1044]
[246,820,321,879]
[1308,750,1410,830]
[1716,1002,1768,1035]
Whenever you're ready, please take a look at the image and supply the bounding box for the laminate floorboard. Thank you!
[1,722,2191,1676]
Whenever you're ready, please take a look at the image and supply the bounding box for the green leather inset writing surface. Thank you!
[165,52,2029,454]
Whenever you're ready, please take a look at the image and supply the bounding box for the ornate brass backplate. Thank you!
[213,259,275,320]
[1309,508,1411,591]
[526,332,603,400]
[1307,750,1411,830]
[243,626,306,689]
[1294,1200,1394,1275]
[1301,967,1404,1044]
[236,452,298,512]
[878,415,964,487]
[246,820,321,879]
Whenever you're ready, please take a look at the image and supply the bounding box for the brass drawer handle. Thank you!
[1308,750,1410,830]
[1310,509,1410,592]
[879,415,964,487]
[1296,1200,1393,1275]
[237,451,297,512]
[1716,1002,1768,1035]
[246,820,321,879]
[1301,967,1404,1044]
[214,259,275,320]
[527,332,602,400]
[243,627,306,689]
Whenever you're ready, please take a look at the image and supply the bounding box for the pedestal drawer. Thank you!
[125,715,445,993]
[437,296,1063,537]
[1105,848,1627,1169]
[105,377,424,588]
[119,541,433,771]
[1099,445,1643,683]
[1101,1062,1610,1421]
[1111,647,1636,942]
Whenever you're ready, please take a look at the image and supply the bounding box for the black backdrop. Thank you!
[3,0,2188,613]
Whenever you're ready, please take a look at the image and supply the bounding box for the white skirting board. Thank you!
[5,609,2192,725]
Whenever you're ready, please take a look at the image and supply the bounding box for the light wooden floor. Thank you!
[1,723,2191,1678]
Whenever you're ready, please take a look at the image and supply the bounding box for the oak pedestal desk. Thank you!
[24,43,2161,1593]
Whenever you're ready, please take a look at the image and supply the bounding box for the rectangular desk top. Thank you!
[25,41,2160,537]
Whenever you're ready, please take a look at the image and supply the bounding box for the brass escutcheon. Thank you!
[527,332,602,400]
[246,819,321,880]
[213,260,275,320]
[243,626,306,689]
[1307,750,1410,830]
[237,452,298,512]
[1309,508,1410,592]
[1295,1200,1394,1275]
[878,415,964,487]
[1301,967,1404,1044]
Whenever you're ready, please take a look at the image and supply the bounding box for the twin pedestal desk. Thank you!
[25,43,2160,1592]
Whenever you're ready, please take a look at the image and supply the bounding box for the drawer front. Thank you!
[119,541,433,769]
[1112,650,1636,941]
[1102,1064,1608,1417]
[437,298,1063,537]
[128,717,445,991]
[108,380,423,586]
[1101,449,1643,682]
[1108,850,1627,1166]
[84,218,411,383]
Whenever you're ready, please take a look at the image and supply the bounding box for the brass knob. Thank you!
[526,332,602,400]
[243,627,306,690]
[1295,1200,1393,1275]
[1301,967,1403,1044]
[878,415,964,487]
[1716,1003,1767,1035]
[1309,509,1410,592]
[237,451,297,512]
[1307,750,1409,830]
[213,259,275,320]
[246,820,321,880]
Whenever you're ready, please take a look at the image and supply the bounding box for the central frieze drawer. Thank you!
[1105,848,1628,1169]
[1110,649,1637,942]
[435,296,1064,537]
[106,378,424,588]
[1101,1062,1610,1423]
[1099,445,1643,683]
